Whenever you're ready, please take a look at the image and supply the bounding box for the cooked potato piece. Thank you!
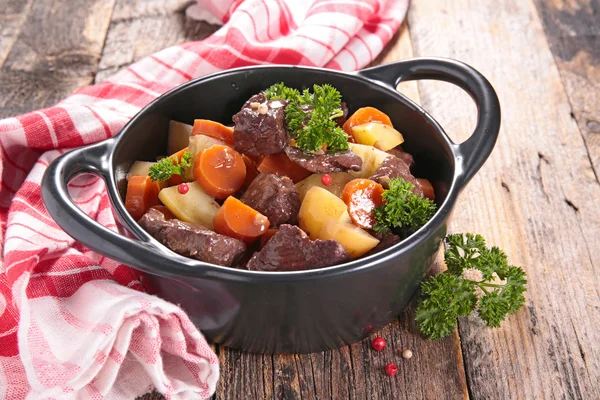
[295,172,354,201]
[351,122,404,150]
[318,220,380,258]
[158,181,220,229]
[127,161,155,178]
[348,143,391,178]
[299,186,351,239]
[183,134,228,181]
[167,120,193,155]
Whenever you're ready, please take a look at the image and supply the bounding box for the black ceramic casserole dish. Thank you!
[41,58,500,354]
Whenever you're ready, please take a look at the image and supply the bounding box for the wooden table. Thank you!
[2,0,598,398]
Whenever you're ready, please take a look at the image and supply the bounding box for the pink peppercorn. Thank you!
[178,183,189,194]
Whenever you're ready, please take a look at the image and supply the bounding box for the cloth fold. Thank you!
[0,0,407,398]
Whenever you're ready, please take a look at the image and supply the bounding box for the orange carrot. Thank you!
[343,107,393,136]
[416,178,435,201]
[242,154,259,189]
[341,179,384,229]
[257,154,311,183]
[213,197,270,243]
[192,119,234,145]
[194,145,246,199]
[125,176,161,220]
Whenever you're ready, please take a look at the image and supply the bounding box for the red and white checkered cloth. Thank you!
[0,0,407,398]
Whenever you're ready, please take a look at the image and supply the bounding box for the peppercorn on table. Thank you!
[1,0,598,399]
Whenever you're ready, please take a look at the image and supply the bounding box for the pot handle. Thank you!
[357,57,501,185]
[41,139,192,278]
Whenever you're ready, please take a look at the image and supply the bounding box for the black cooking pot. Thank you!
[41,58,500,354]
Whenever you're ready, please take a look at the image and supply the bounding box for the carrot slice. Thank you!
[343,107,393,136]
[257,153,311,183]
[242,154,259,189]
[341,179,384,229]
[213,197,270,243]
[416,178,435,201]
[125,176,161,220]
[150,205,176,220]
[194,145,246,199]
[192,119,234,145]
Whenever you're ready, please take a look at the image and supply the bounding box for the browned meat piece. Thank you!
[284,146,362,173]
[334,102,349,127]
[246,225,351,271]
[386,146,414,168]
[370,156,423,196]
[364,232,402,257]
[240,173,301,227]
[233,94,290,157]
[138,208,246,267]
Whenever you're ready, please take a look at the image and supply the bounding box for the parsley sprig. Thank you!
[264,83,349,152]
[415,233,527,339]
[148,152,192,182]
[373,178,437,236]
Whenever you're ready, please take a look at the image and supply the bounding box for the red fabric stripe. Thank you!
[85,106,113,140]
[150,56,193,81]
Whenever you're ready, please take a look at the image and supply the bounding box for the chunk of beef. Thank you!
[139,208,246,267]
[240,173,301,227]
[364,232,402,257]
[334,102,349,127]
[284,146,362,173]
[386,146,414,168]
[246,224,351,271]
[233,94,289,157]
[370,156,423,196]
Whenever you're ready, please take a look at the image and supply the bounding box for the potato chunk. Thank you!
[348,143,391,178]
[295,172,354,202]
[351,122,404,150]
[318,220,380,258]
[299,186,351,239]
[127,161,155,178]
[158,181,220,229]
[167,120,193,155]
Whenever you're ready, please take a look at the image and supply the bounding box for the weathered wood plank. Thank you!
[0,0,32,67]
[95,0,219,83]
[214,23,469,400]
[0,0,115,117]
[407,0,600,399]
[533,0,600,179]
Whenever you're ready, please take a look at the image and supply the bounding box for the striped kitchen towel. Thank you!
[0,1,408,399]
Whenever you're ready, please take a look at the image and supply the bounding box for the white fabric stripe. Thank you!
[34,111,59,148]
[31,265,105,278]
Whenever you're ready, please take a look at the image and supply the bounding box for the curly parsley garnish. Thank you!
[415,233,527,339]
[148,151,192,182]
[373,178,437,236]
[264,83,349,152]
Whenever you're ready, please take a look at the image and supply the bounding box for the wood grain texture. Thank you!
[0,0,32,67]
[213,23,469,400]
[407,0,600,399]
[95,0,219,83]
[533,0,600,180]
[0,0,115,117]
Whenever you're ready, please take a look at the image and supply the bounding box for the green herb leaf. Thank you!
[415,233,528,339]
[264,83,349,152]
[373,178,437,236]
[264,82,300,102]
[148,151,192,182]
